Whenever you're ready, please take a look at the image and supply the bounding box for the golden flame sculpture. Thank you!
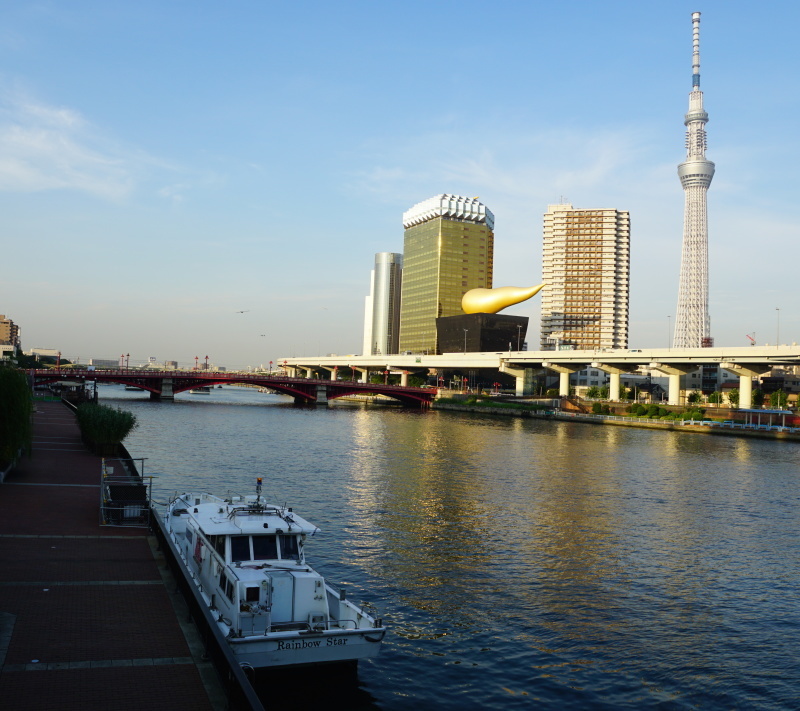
[461,284,545,314]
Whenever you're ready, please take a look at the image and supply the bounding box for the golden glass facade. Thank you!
[399,217,493,353]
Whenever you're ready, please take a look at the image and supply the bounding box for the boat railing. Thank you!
[100,457,153,528]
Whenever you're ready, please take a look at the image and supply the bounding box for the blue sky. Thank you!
[2,1,799,369]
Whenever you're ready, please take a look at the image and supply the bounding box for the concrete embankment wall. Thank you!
[433,402,800,441]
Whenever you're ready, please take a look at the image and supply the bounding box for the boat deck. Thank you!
[0,401,224,711]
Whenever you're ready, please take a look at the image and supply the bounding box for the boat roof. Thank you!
[177,493,319,536]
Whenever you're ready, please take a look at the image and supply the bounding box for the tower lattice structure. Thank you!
[673,11,715,348]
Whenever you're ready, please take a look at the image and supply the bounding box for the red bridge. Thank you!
[29,369,436,407]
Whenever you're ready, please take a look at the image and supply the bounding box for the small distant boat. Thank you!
[125,385,144,391]
[189,386,212,394]
[165,479,385,668]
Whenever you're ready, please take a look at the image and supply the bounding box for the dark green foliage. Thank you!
[728,389,739,407]
[586,386,601,399]
[545,389,560,398]
[752,389,765,409]
[592,402,602,414]
[769,389,788,409]
[708,391,724,404]
[76,403,137,453]
[601,405,611,415]
[687,391,702,404]
[646,404,660,418]
[0,367,33,466]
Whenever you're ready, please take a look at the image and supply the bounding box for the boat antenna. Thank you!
[256,477,263,500]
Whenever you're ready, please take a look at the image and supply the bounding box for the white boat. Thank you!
[189,386,212,394]
[164,479,386,669]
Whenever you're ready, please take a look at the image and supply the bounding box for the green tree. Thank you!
[752,388,765,409]
[545,388,559,398]
[599,385,610,399]
[620,387,633,401]
[769,389,788,409]
[0,367,33,467]
[708,391,723,405]
[591,402,602,414]
[727,388,739,408]
[586,385,600,399]
[687,391,702,404]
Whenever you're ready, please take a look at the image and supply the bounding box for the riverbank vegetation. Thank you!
[76,403,138,455]
[0,367,33,470]
[436,395,552,412]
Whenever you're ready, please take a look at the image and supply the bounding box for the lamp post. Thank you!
[125,353,130,370]
[667,315,671,350]
[194,356,198,371]
[776,308,780,347]
[204,355,209,371]
[120,354,124,368]
[516,325,522,351]
[463,329,468,354]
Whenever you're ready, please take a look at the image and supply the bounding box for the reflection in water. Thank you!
[112,388,800,710]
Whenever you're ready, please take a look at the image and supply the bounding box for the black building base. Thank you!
[436,314,529,353]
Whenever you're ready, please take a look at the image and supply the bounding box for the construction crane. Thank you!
[746,333,756,346]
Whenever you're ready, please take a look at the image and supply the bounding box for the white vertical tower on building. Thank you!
[363,252,403,355]
[673,11,715,348]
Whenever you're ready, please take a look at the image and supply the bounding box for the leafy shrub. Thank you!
[592,402,602,414]
[0,367,33,466]
[76,403,138,453]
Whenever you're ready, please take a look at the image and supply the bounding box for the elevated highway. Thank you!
[279,346,800,408]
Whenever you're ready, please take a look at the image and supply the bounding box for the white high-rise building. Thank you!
[540,204,630,351]
[362,253,403,355]
[673,11,715,348]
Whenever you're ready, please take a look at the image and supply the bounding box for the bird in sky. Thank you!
[235,310,250,313]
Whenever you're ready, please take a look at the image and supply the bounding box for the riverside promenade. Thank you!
[0,401,225,710]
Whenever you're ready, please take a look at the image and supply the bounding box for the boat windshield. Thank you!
[230,534,298,562]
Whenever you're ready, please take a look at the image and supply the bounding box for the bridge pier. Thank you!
[500,364,537,397]
[542,362,582,397]
[150,378,174,401]
[721,363,771,409]
[315,384,328,404]
[591,363,638,400]
[649,363,696,406]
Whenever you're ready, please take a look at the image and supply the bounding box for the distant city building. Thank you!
[165,361,179,370]
[673,12,715,348]
[363,253,403,355]
[26,348,60,358]
[399,195,494,354]
[89,358,121,369]
[540,204,630,350]
[0,314,20,349]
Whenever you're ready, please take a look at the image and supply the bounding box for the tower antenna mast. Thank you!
[673,11,715,348]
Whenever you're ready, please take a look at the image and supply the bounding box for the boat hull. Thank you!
[228,628,385,668]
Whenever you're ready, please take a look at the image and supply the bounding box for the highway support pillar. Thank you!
[301,367,315,379]
[315,384,328,405]
[721,363,772,409]
[500,363,537,397]
[541,362,583,397]
[350,367,369,383]
[591,363,639,401]
[319,366,339,381]
[648,363,696,406]
[400,370,409,387]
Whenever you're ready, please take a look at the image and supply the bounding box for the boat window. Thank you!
[279,535,299,560]
[208,534,226,559]
[252,536,278,560]
[224,576,234,602]
[231,536,251,562]
[245,586,259,602]
[185,529,193,543]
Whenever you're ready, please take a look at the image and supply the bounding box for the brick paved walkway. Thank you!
[0,401,223,710]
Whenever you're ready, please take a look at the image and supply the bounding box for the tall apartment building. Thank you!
[363,252,403,355]
[0,314,20,348]
[540,204,630,350]
[399,195,494,354]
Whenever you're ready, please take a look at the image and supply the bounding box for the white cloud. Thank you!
[0,90,134,199]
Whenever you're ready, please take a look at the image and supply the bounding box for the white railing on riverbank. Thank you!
[557,411,800,433]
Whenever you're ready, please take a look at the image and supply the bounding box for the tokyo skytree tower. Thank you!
[673,11,715,348]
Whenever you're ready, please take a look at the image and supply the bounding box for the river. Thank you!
[102,384,800,710]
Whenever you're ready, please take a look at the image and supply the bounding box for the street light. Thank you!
[194,356,198,371]
[667,315,671,350]
[516,325,522,351]
[463,329,468,353]
[125,353,130,370]
[204,355,209,370]
[776,308,780,347]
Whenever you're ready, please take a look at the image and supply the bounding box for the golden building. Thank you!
[399,195,494,354]
[541,204,630,350]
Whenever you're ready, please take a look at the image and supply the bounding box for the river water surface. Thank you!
[103,385,799,710]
